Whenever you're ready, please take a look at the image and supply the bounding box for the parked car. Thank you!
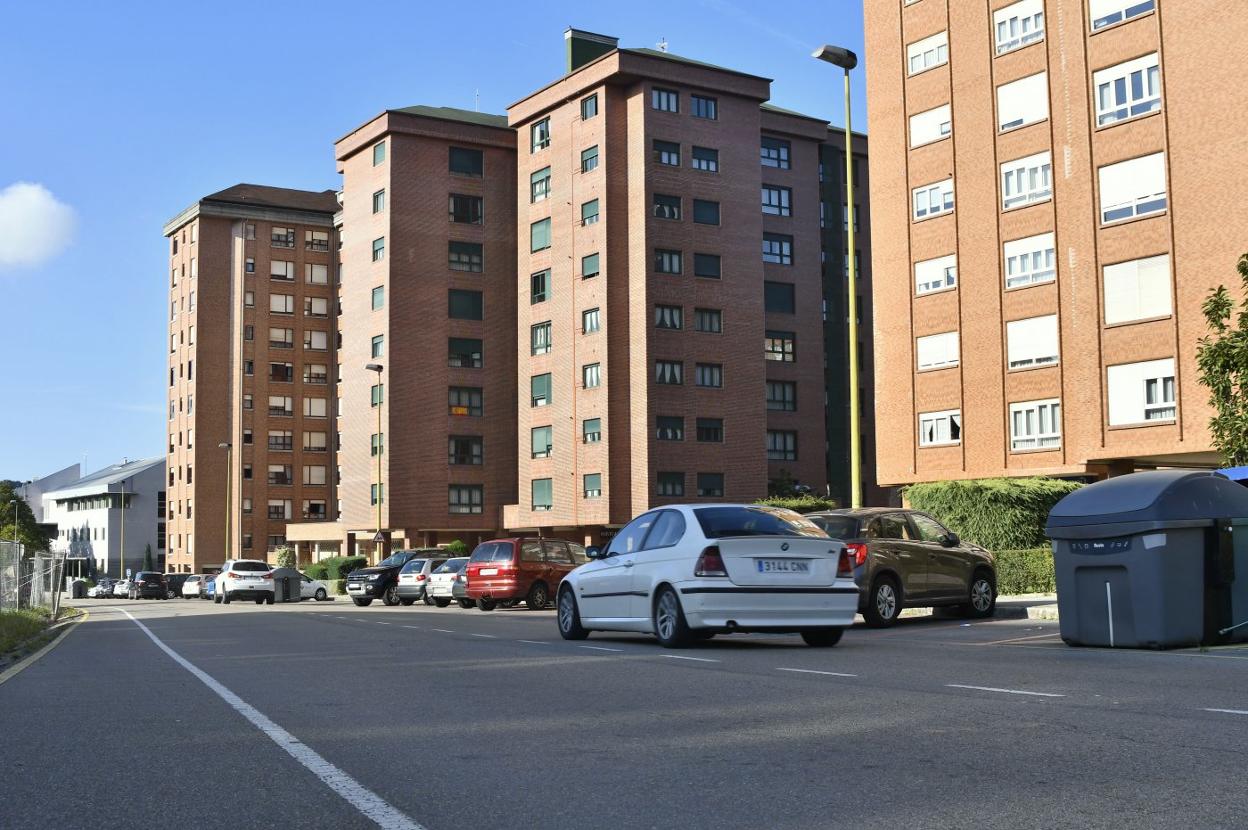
[453,566,475,609]
[214,560,275,605]
[345,550,435,606]
[298,572,329,601]
[202,575,216,600]
[129,571,168,600]
[396,555,448,606]
[88,578,115,598]
[181,574,202,598]
[427,558,469,607]
[164,573,190,599]
[804,508,997,627]
[466,538,587,611]
[557,504,858,648]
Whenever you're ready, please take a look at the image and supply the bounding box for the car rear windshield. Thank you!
[137,572,163,579]
[186,575,200,582]
[377,552,414,568]
[808,515,859,540]
[400,560,428,573]
[470,542,514,563]
[232,561,271,572]
[434,558,468,574]
[694,506,829,539]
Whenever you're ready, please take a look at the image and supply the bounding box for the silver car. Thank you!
[426,557,469,607]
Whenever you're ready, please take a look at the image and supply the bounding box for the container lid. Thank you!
[1046,470,1248,536]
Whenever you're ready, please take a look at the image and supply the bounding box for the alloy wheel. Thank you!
[875,583,897,621]
[558,592,574,632]
[971,579,993,612]
[656,591,679,640]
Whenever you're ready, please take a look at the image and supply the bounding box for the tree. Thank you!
[274,545,296,568]
[142,543,155,572]
[1197,254,1248,466]
[0,483,52,553]
[444,539,469,556]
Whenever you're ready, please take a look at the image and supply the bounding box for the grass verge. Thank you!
[0,607,83,665]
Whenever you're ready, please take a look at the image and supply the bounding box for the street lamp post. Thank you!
[813,44,863,509]
[118,479,127,579]
[219,442,232,563]
[365,363,384,563]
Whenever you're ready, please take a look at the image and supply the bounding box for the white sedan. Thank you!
[112,579,131,598]
[557,504,857,648]
[298,572,330,601]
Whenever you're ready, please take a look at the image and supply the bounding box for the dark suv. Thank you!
[464,538,587,611]
[805,509,997,627]
[163,573,190,599]
[129,571,168,600]
[345,550,435,607]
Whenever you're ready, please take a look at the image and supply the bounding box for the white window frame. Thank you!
[912,178,954,221]
[1010,398,1062,451]
[916,331,959,371]
[909,103,952,148]
[919,409,961,447]
[995,0,1045,55]
[1004,232,1057,289]
[1103,254,1172,326]
[1094,53,1161,127]
[1001,151,1052,210]
[914,254,957,295]
[1090,0,1156,32]
[907,31,948,76]
[1107,358,1175,425]
[1098,152,1167,224]
[1006,314,1059,370]
[997,72,1048,131]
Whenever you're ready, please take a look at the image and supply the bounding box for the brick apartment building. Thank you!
[865,0,1245,487]
[163,185,339,572]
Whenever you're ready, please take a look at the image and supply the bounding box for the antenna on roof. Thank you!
[474,89,480,112]
[657,37,668,53]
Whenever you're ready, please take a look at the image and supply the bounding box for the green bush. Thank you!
[274,545,296,569]
[755,495,841,514]
[304,562,329,581]
[320,556,367,581]
[904,477,1081,551]
[334,579,346,596]
[995,548,1056,595]
[444,540,469,556]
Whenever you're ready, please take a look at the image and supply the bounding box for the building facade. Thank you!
[163,185,339,572]
[865,0,1243,486]
[15,463,81,524]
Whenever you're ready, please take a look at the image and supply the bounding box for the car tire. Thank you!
[254,597,264,605]
[265,594,275,605]
[382,586,401,606]
[434,598,451,608]
[399,598,416,607]
[863,575,900,628]
[222,591,231,605]
[557,588,589,640]
[314,588,327,602]
[478,599,497,611]
[652,586,693,648]
[457,599,475,609]
[422,592,435,606]
[352,598,372,607]
[213,593,221,604]
[526,582,549,610]
[961,571,997,619]
[801,628,844,648]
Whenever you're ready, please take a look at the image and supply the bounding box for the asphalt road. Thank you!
[2,596,1246,830]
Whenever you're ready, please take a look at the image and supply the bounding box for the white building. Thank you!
[43,458,166,578]
[15,463,81,523]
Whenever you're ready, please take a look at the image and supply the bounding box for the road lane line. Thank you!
[518,640,547,645]
[579,645,623,652]
[1203,708,1248,716]
[660,655,719,663]
[402,626,421,630]
[121,610,423,830]
[376,622,391,626]
[946,684,1064,698]
[431,628,454,634]
[776,667,858,678]
[979,632,1062,646]
[469,633,496,639]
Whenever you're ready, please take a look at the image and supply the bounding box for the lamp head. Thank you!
[365,363,384,373]
[812,44,858,70]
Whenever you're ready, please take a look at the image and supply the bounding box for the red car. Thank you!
[464,538,588,611]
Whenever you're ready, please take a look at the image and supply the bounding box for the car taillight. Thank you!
[263,572,274,579]
[845,543,868,568]
[837,549,854,579]
[416,574,427,581]
[694,546,727,577]
[226,572,240,579]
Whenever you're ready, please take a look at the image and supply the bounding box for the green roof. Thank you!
[621,47,772,82]
[390,105,509,129]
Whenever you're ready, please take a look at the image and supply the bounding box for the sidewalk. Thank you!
[897,593,1058,622]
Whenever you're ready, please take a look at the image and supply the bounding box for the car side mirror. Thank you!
[586,546,604,560]
[941,533,959,548]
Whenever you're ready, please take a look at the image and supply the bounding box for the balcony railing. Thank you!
[268,440,293,451]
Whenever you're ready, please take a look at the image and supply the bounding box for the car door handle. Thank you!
[622,560,634,568]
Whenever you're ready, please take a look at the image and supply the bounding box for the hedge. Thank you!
[904,477,1081,551]
[334,579,347,596]
[319,556,367,582]
[995,548,1055,595]
[304,562,329,581]
[755,495,840,514]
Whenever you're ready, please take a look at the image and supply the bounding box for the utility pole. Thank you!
[366,363,384,564]
[219,442,232,562]
[118,479,127,579]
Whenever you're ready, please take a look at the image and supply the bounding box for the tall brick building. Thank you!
[865,0,1243,487]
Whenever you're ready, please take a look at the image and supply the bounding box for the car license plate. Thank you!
[756,559,810,574]
[480,568,498,576]
[347,584,362,592]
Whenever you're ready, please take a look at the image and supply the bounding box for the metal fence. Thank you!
[0,542,67,614]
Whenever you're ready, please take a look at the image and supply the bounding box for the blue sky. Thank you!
[0,0,867,482]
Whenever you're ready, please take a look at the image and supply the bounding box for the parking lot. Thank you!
[3,597,1246,829]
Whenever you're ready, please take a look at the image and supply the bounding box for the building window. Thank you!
[766,380,796,411]
[910,103,952,147]
[654,140,680,166]
[767,430,797,461]
[583,473,602,499]
[689,93,718,119]
[995,0,1045,54]
[652,87,679,112]
[245,257,255,274]
[531,218,551,252]
[531,426,553,459]
[1104,254,1171,325]
[242,465,253,480]
[304,330,329,351]
[531,322,552,355]
[373,141,385,165]
[764,282,796,314]
[657,416,684,441]
[695,363,723,388]
[1001,151,1052,209]
[530,166,551,202]
[916,331,960,370]
[271,260,294,281]
[306,431,328,452]
[907,30,948,75]
[997,72,1049,131]
[761,185,791,216]
[306,263,329,285]
[304,500,327,520]
[370,433,384,457]
[581,94,598,119]
[657,472,684,497]
[581,199,600,226]
[268,465,293,486]
[371,286,384,310]
[655,249,682,275]
[1094,54,1161,127]
[913,178,954,220]
[694,308,722,333]
[268,499,292,519]
[653,194,681,220]
[303,363,328,383]
[270,293,294,314]
[305,230,330,251]
[269,327,294,348]
[694,253,721,279]
[270,362,294,383]
[583,418,601,443]
[692,199,719,225]
[760,137,790,169]
[449,146,484,177]
[531,118,551,152]
[655,360,683,385]
[1108,358,1175,424]
[1004,233,1056,289]
[582,363,601,388]
[696,473,724,498]
[1010,399,1062,450]
[655,305,683,330]
[696,418,723,443]
[919,409,962,446]
[1098,152,1167,224]
[448,289,484,320]
[581,145,599,173]
[372,237,385,262]
[372,189,385,213]
[449,435,484,465]
[244,290,254,307]
[370,484,384,506]
[271,227,295,248]
[762,233,793,265]
[532,478,553,512]
[691,146,718,172]
[303,465,328,485]
[243,394,253,410]
[369,383,384,407]
[449,194,483,224]
[1090,0,1155,31]
[764,331,795,362]
[448,337,484,368]
[915,254,958,295]
[531,373,552,407]
[449,386,483,416]
[449,485,484,514]
[1006,314,1059,369]
[531,269,550,303]
[448,241,484,272]
[582,307,600,334]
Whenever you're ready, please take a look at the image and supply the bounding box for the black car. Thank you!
[129,571,168,600]
[163,573,190,599]
[345,550,431,607]
[805,509,997,627]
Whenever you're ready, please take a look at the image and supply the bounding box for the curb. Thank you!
[893,602,1060,622]
[0,609,88,687]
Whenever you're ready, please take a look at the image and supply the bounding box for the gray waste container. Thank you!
[270,567,303,602]
[1046,470,1248,649]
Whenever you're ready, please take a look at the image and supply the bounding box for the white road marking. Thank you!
[979,632,1062,646]
[579,645,623,652]
[660,654,719,663]
[121,610,423,830]
[469,633,496,639]
[375,622,391,625]
[776,667,858,678]
[1203,708,1248,716]
[431,628,455,634]
[518,640,547,645]
[402,626,421,630]
[946,684,1064,698]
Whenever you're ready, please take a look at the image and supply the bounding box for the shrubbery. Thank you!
[755,495,841,514]
[319,556,367,581]
[304,562,329,581]
[904,477,1081,551]
[995,548,1055,595]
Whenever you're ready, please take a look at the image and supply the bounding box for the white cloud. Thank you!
[0,182,76,270]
